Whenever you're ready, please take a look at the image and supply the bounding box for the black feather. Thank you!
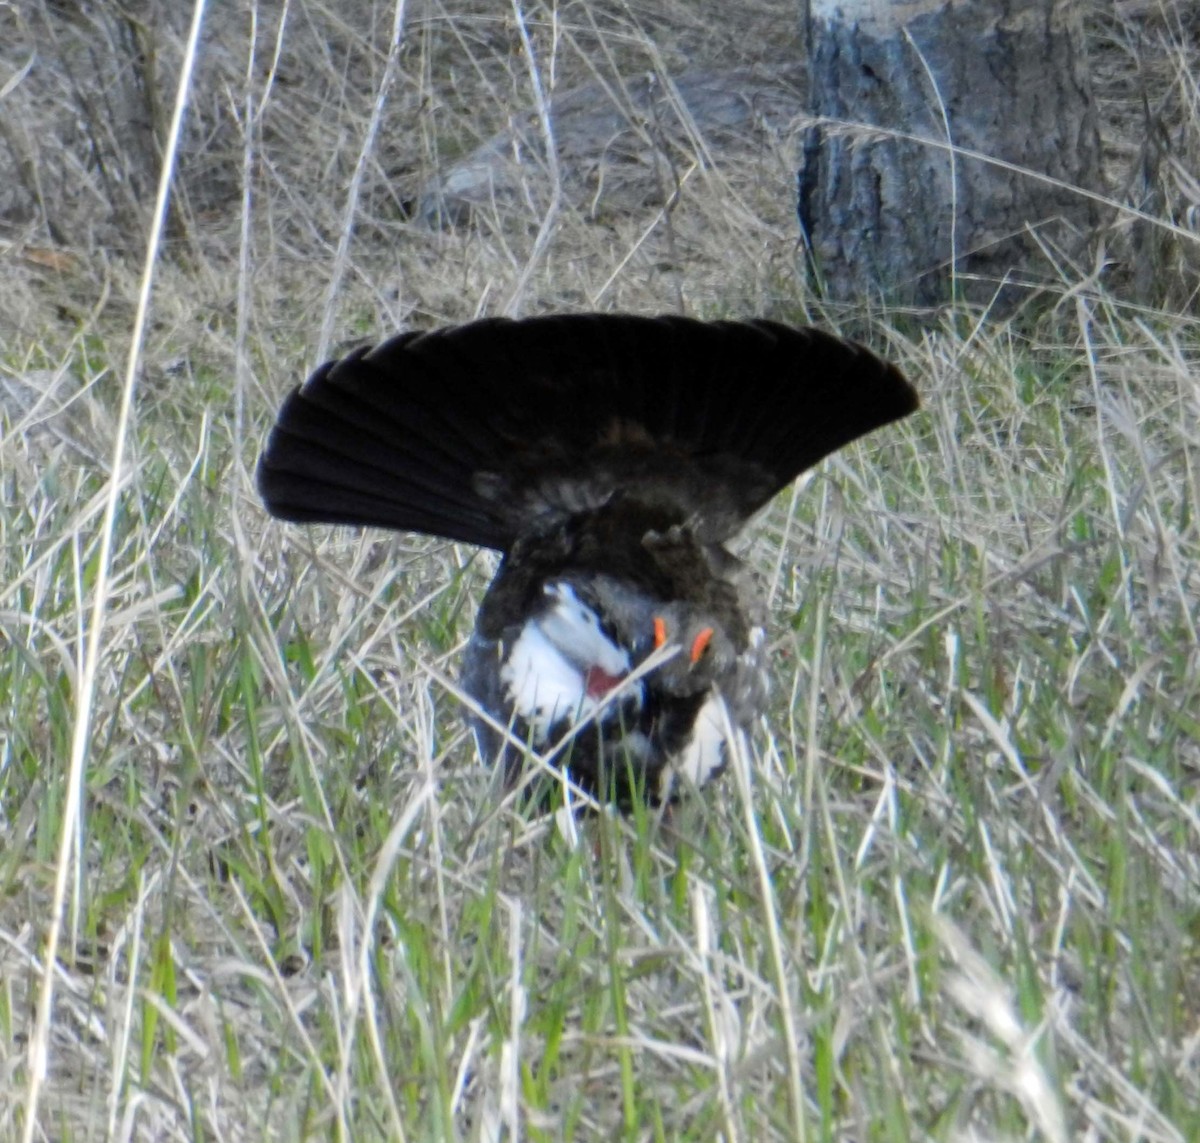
[257,313,918,551]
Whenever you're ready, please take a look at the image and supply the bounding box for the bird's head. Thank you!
[571,575,736,697]
[647,602,734,695]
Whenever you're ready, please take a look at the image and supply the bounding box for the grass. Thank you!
[1,1,1199,1140]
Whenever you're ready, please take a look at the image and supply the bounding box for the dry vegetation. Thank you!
[1,1,1198,1140]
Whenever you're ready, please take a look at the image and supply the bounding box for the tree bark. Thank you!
[798,0,1103,307]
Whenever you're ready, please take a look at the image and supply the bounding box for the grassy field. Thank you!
[1,1,1198,1140]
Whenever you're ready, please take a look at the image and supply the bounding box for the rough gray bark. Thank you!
[798,0,1103,306]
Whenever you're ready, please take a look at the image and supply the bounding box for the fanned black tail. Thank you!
[257,314,918,551]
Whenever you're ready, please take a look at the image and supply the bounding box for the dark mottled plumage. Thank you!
[258,313,918,806]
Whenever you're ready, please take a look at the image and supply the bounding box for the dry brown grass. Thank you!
[1,2,1198,1140]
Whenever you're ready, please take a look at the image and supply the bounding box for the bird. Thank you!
[257,313,918,810]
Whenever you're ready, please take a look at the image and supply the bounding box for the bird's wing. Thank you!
[257,313,918,551]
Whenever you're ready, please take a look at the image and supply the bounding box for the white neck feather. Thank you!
[537,583,629,674]
[500,583,636,740]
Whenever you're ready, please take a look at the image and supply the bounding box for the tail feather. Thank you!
[259,371,502,542]
[257,314,918,550]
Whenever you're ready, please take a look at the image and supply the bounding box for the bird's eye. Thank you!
[690,628,714,664]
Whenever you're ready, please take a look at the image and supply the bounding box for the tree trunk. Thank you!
[798,0,1103,307]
